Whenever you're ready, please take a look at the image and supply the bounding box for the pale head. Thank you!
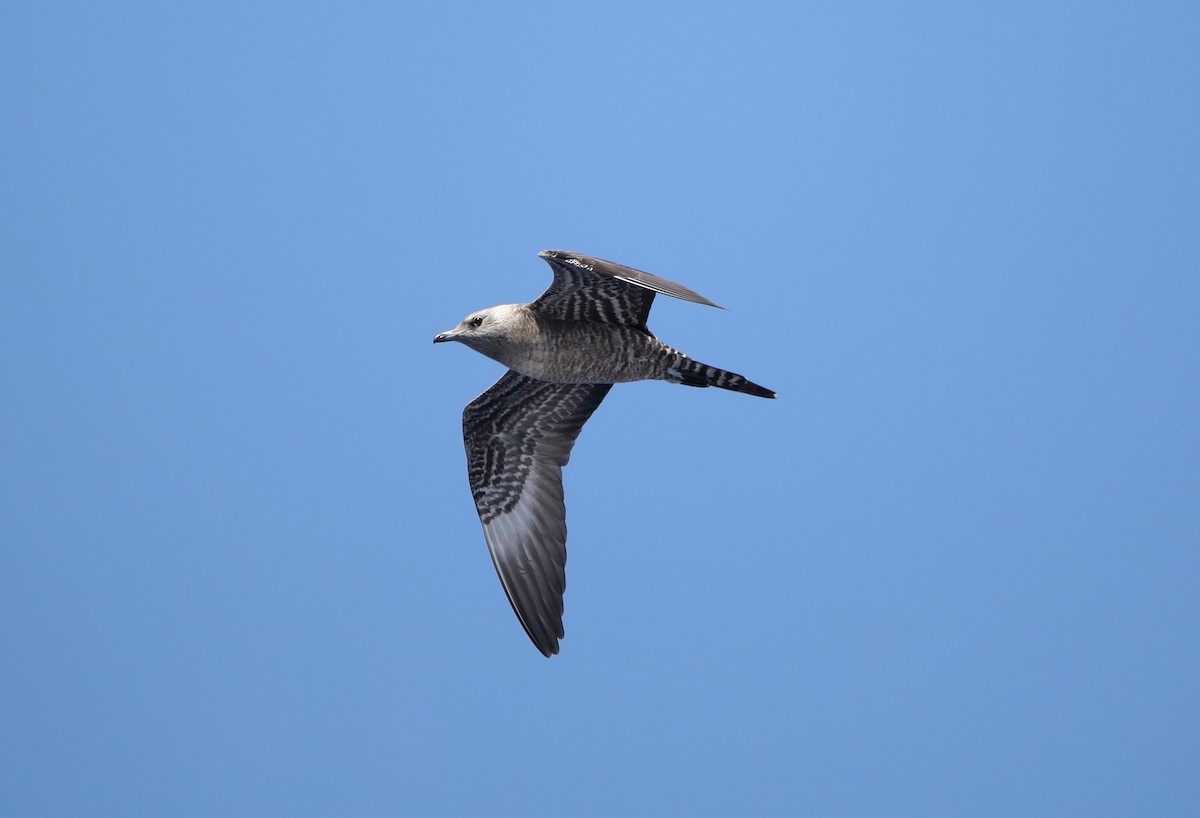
[433,303,533,367]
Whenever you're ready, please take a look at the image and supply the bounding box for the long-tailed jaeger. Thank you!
[434,250,775,656]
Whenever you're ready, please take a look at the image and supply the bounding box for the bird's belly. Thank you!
[513,358,644,384]
[512,327,667,385]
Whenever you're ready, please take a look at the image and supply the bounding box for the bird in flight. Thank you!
[434,250,775,656]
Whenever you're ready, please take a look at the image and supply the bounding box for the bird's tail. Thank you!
[667,356,777,399]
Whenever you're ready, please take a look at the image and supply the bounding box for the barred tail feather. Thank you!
[667,357,777,399]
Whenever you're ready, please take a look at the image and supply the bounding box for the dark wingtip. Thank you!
[527,630,560,658]
[537,249,726,310]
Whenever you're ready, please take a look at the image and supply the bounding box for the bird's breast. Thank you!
[510,321,669,385]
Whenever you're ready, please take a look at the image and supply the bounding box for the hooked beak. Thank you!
[433,329,457,343]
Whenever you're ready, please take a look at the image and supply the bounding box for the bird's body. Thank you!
[435,250,775,656]
[457,304,746,388]
[517,314,665,384]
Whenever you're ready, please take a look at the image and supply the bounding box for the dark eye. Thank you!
[470,316,484,328]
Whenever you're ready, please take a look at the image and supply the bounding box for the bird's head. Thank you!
[433,304,530,365]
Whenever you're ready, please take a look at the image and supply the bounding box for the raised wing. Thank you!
[533,250,724,331]
[462,370,612,656]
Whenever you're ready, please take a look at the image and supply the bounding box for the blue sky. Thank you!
[2,2,1197,816]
